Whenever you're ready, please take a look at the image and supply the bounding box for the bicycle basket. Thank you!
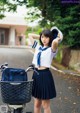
[0,81,33,105]
[0,68,33,105]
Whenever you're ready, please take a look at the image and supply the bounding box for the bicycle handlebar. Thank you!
[25,65,39,75]
[0,63,39,75]
[0,62,8,71]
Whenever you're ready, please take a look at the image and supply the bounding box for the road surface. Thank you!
[0,47,80,113]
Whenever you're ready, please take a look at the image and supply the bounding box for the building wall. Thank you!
[0,28,9,45]
[5,28,9,45]
[0,27,26,46]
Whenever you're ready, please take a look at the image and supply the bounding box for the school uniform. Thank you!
[32,41,57,99]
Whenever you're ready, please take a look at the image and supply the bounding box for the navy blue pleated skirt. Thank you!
[32,68,56,99]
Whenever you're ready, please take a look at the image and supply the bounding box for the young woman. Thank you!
[28,28,63,113]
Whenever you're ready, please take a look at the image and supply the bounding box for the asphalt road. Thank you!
[0,47,80,113]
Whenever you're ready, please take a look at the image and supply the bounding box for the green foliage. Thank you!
[57,5,80,48]
[0,14,5,19]
[0,0,27,19]
[25,7,41,23]
[55,50,62,63]
[26,26,43,37]
[27,0,60,26]
[0,0,80,48]
[54,44,63,63]
[27,0,80,48]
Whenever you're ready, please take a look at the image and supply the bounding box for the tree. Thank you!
[27,0,80,48]
[0,0,27,18]
[0,0,80,48]
[27,0,61,26]
[25,7,42,23]
[57,4,80,48]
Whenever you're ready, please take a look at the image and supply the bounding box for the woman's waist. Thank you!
[35,66,49,70]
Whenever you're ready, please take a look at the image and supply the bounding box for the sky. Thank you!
[5,5,27,17]
[5,0,27,17]
[5,5,40,27]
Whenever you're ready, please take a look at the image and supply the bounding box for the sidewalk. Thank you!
[51,65,80,77]
[0,45,28,49]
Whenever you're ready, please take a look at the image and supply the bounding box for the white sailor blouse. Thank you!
[32,41,58,68]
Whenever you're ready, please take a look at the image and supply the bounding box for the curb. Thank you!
[0,45,28,49]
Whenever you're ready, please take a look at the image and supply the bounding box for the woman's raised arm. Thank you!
[51,38,59,52]
[28,33,40,45]
[51,27,63,52]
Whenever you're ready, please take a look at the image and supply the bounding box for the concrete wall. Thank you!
[61,48,80,72]
[69,50,80,72]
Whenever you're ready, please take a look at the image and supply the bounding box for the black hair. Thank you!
[39,29,53,47]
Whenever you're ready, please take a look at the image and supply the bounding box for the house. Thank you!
[0,16,28,46]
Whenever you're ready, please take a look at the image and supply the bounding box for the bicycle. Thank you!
[0,63,38,113]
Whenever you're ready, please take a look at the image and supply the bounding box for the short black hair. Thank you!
[39,29,53,47]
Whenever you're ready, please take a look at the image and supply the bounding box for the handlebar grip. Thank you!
[4,62,8,66]
[25,66,39,75]
[0,62,8,72]
[28,64,35,69]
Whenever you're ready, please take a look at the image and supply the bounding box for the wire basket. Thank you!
[0,80,33,105]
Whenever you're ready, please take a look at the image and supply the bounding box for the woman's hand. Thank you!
[57,31,63,44]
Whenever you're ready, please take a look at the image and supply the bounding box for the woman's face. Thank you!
[41,34,50,46]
